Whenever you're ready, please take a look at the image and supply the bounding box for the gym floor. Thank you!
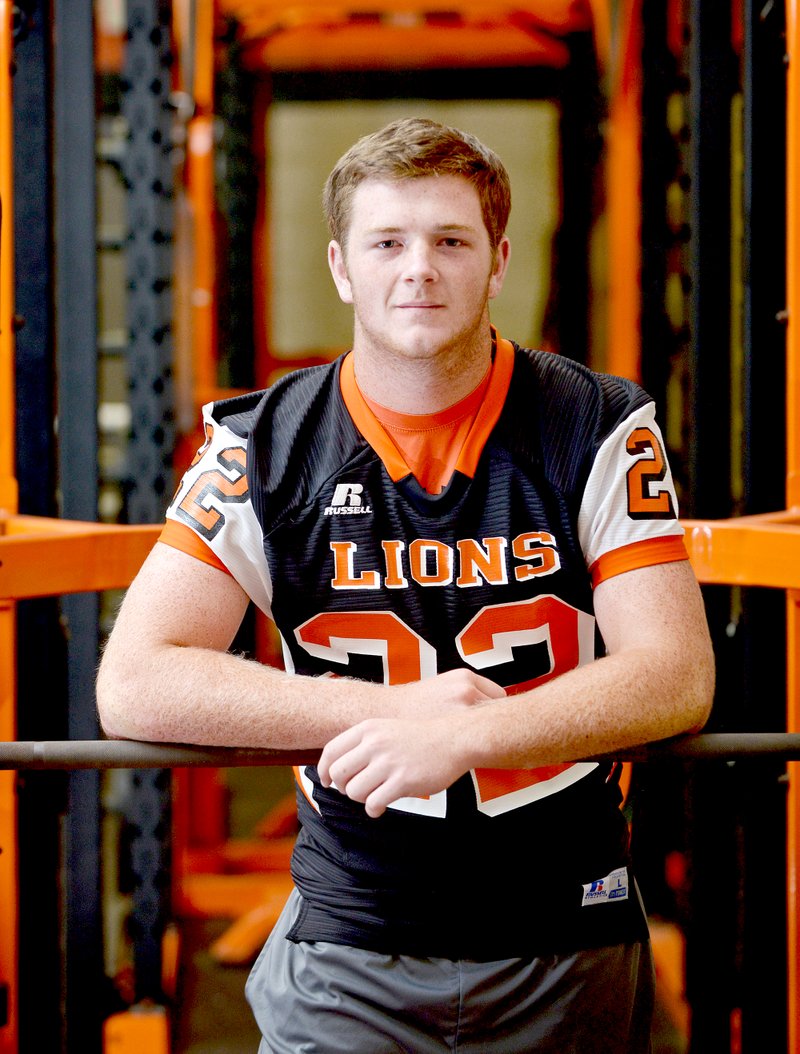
[176,917,261,1053]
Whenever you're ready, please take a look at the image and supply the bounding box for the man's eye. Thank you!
[377,239,398,249]
[441,238,464,248]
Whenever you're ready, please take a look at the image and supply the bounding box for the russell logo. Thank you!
[324,483,373,516]
[581,866,629,907]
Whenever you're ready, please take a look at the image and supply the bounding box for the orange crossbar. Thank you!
[682,511,800,590]
[240,24,571,72]
[0,516,161,601]
[4,509,800,601]
[218,0,590,70]
[220,0,592,36]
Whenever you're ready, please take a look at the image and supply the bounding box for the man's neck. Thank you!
[351,329,494,414]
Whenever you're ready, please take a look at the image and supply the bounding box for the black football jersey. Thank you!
[162,337,687,958]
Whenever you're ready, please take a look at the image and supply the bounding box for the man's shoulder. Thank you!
[508,343,652,437]
[209,357,345,439]
[512,344,646,401]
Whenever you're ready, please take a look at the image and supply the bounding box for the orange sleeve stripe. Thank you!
[590,535,689,587]
[159,519,233,576]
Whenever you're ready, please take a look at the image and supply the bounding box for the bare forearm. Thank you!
[97,639,385,748]
[453,639,714,772]
[96,543,395,748]
[449,562,714,771]
[97,634,505,749]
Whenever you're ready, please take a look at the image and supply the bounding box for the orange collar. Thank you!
[339,335,515,482]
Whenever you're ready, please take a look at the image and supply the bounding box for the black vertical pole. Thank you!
[550,32,603,365]
[640,0,676,421]
[738,1,788,1050]
[12,3,69,1051]
[685,4,734,518]
[52,1,104,1050]
[122,0,175,1007]
[682,5,738,1053]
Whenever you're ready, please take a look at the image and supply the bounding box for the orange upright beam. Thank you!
[786,0,800,509]
[0,0,15,516]
[604,0,642,381]
[0,1,19,1050]
[184,0,216,409]
[786,4,800,1051]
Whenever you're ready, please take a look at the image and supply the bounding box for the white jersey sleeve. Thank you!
[578,401,686,584]
[163,402,274,617]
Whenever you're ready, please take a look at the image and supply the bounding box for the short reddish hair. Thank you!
[323,117,511,251]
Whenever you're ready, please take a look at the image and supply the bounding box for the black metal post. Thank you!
[52,1,104,1050]
[121,0,176,1008]
[640,0,677,422]
[738,2,788,1050]
[549,32,604,365]
[682,5,739,1052]
[12,4,69,1051]
[685,5,735,519]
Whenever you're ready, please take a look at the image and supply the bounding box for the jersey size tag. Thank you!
[581,866,629,907]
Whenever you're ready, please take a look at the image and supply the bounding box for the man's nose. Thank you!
[402,242,437,283]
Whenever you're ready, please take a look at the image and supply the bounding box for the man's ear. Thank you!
[328,241,353,305]
[488,235,511,301]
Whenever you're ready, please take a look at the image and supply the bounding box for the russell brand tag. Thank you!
[581,866,629,907]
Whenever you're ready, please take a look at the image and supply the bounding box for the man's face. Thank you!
[328,175,510,366]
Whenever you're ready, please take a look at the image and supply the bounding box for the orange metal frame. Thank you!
[785,3,800,1049]
[0,2,19,1050]
[218,0,588,71]
[604,0,643,380]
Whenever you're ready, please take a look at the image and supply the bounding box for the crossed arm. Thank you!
[97,542,715,816]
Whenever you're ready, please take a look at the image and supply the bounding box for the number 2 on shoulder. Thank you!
[625,426,676,519]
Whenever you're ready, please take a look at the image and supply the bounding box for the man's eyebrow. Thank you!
[363,223,479,235]
[436,223,478,234]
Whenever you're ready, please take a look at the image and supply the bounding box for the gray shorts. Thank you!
[245,888,654,1054]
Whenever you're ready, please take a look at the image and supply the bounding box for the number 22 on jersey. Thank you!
[294,595,598,818]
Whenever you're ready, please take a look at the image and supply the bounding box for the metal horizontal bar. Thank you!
[0,740,320,769]
[1,734,799,770]
[601,732,800,761]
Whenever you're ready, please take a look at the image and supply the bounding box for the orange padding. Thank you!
[103,1004,170,1052]
[590,536,689,587]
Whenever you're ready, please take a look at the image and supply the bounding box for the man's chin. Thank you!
[391,320,456,355]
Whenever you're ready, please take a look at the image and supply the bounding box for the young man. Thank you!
[98,118,715,1053]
